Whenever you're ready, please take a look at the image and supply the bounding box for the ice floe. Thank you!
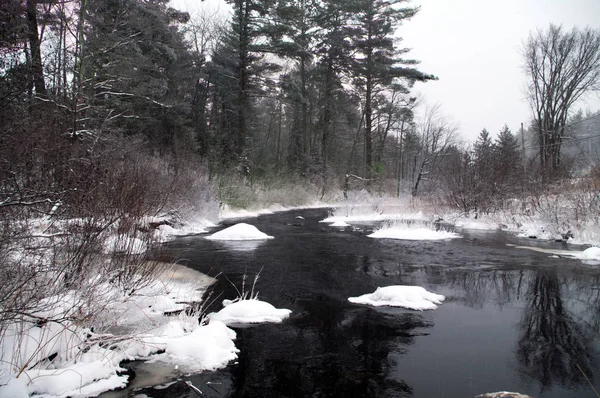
[330,220,350,227]
[208,298,291,325]
[206,223,273,241]
[368,226,460,241]
[348,285,445,310]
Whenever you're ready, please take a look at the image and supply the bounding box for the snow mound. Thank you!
[330,220,350,227]
[368,226,460,241]
[476,392,534,398]
[577,246,600,260]
[148,320,238,372]
[206,223,273,241]
[208,299,291,325]
[26,356,128,397]
[348,286,445,310]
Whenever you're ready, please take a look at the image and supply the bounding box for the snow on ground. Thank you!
[208,298,291,325]
[321,211,428,224]
[516,224,563,241]
[368,225,460,241]
[454,218,499,230]
[348,286,446,310]
[206,223,273,241]
[220,202,329,220]
[0,264,233,398]
[103,234,147,254]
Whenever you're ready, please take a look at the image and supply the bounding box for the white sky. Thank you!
[173,0,600,142]
[399,0,600,141]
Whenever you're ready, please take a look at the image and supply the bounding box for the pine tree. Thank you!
[494,124,522,198]
[83,0,194,151]
[346,0,434,178]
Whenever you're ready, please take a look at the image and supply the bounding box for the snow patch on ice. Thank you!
[208,299,291,325]
[577,246,600,260]
[349,286,445,310]
[368,226,460,241]
[206,223,273,241]
[330,220,350,227]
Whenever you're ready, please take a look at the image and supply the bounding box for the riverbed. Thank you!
[127,208,600,398]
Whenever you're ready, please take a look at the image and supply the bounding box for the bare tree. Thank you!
[410,104,457,196]
[523,24,600,177]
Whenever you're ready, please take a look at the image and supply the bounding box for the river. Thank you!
[133,207,600,398]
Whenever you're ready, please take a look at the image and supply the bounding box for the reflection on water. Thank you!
[517,269,596,390]
[213,239,267,252]
[146,209,600,398]
[446,266,599,392]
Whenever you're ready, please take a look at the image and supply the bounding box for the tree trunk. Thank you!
[26,0,46,97]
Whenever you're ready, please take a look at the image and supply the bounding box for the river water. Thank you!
[137,208,600,398]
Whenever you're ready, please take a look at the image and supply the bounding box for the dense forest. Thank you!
[2,0,600,212]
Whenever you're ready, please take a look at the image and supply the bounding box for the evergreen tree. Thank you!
[268,0,319,171]
[346,0,434,178]
[494,124,522,197]
[473,128,496,212]
[82,0,194,151]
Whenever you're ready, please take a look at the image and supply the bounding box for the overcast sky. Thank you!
[399,0,600,141]
[174,0,600,142]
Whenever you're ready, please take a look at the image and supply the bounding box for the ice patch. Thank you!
[348,285,445,310]
[208,299,291,325]
[206,223,273,241]
[368,226,460,241]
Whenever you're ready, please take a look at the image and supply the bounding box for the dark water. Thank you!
[139,208,600,398]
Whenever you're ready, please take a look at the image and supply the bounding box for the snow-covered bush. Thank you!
[0,123,218,394]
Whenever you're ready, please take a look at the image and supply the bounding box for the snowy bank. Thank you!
[321,211,428,224]
[208,299,291,325]
[206,223,273,241]
[0,264,232,398]
[220,202,329,220]
[348,286,446,310]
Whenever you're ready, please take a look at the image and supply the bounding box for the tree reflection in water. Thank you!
[517,269,596,390]
[446,267,598,391]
